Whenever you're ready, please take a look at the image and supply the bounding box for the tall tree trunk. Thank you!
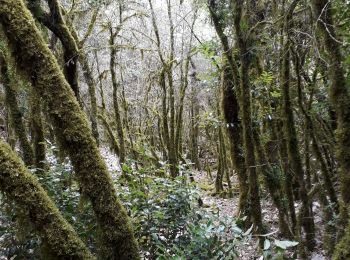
[208,0,248,216]
[109,27,126,165]
[166,0,178,177]
[280,0,315,251]
[233,0,263,235]
[311,0,350,257]
[189,78,200,170]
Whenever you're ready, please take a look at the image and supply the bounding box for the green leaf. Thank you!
[243,224,254,236]
[270,90,281,98]
[264,239,271,250]
[274,240,299,250]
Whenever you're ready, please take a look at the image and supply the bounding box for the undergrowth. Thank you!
[0,145,243,259]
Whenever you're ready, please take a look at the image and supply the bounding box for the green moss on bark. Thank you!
[0,1,140,258]
[281,0,315,251]
[28,0,80,100]
[220,64,248,215]
[0,52,34,166]
[208,1,248,216]
[333,220,350,259]
[311,0,350,213]
[30,89,47,173]
[0,139,93,259]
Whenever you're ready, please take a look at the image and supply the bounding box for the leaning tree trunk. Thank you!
[28,0,80,101]
[0,139,93,259]
[253,127,292,238]
[0,53,34,166]
[79,53,100,146]
[0,1,140,259]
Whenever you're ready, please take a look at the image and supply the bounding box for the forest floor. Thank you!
[193,170,328,260]
[100,148,328,259]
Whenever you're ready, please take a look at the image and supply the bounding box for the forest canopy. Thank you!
[0,0,349,259]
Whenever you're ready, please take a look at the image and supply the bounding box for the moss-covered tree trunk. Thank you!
[311,0,350,214]
[215,96,226,195]
[276,119,297,233]
[28,0,80,101]
[30,90,47,173]
[109,27,126,165]
[166,0,178,178]
[188,60,201,170]
[334,223,350,259]
[253,127,292,238]
[30,1,99,144]
[0,139,93,259]
[189,80,200,170]
[293,50,339,213]
[233,0,263,235]
[310,0,350,257]
[0,53,34,166]
[0,1,140,258]
[280,0,315,251]
[208,1,248,216]
[79,53,100,147]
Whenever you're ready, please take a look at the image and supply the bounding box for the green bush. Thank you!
[118,172,242,259]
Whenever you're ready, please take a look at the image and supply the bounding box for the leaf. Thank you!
[264,239,271,250]
[270,90,281,98]
[258,230,278,237]
[232,226,242,234]
[243,224,254,236]
[217,225,225,233]
[274,240,299,250]
[145,177,153,184]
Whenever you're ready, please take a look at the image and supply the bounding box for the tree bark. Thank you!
[0,53,34,166]
[281,0,315,251]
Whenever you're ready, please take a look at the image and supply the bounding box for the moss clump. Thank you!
[333,216,350,259]
[0,139,93,259]
[0,0,140,258]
